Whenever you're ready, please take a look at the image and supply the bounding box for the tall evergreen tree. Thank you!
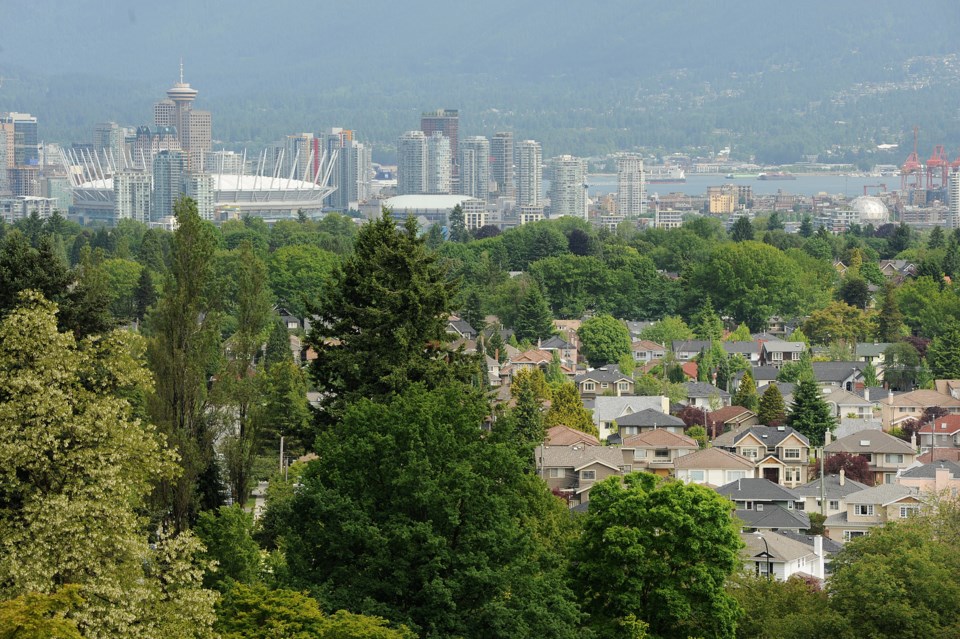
[758,383,786,426]
[513,284,555,343]
[799,215,814,238]
[133,267,157,325]
[787,378,835,446]
[264,318,292,367]
[447,204,469,243]
[461,289,486,334]
[876,281,905,342]
[308,212,479,433]
[862,360,880,388]
[730,216,754,242]
[146,197,224,529]
[692,296,724,341]
[732,369,759,411]
[927,322,960,380]
[928,225,945,249]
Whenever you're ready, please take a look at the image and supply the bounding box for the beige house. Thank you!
[896,461,960,497]
[824,484,921,542]
[794,472,871,518]
[825,430,918,485]
[537,445,628,506]
[740,531,826,581]
[673,447,755,486]
[631,340,666,363]
[544,425,599,447]
[823,389,874,420]
[713,425,811,488]
[621,429,699,477]
[877,389,960,430]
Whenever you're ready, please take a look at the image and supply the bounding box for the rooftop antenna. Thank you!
[179,58,184,84]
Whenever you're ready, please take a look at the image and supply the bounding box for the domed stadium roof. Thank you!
[850,196,889,223]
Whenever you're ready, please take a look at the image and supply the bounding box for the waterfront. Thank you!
[587,173,894,198]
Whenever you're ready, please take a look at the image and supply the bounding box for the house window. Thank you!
[581,470,597,481]
[796,501,805,510]
[741,447,759,459]
[689,470,706,482]
[618,382,630,392]
[584,382,595,392]
[783,448,801,460]
[855,504,875,516]
[756,562,770,576]
[884,474,895,484]
[756,504,764,511]
[829,500,840,510]
[548,468,565,479]
[843,530,866,541]
[654,449,670,460]
[600,383,609,389]
[727,470,748,482]
[900,505,918,518]
[633,449,647,460]
[861,454,873,463]
[621,426,639,436]
[621,465,633,473]
[885,454,904,464]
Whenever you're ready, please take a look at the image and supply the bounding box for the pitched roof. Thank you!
[822,389,872,407]
[844,483,917,506]
[714,425,809,449]
[878,389,960,408]
[706,406,757,427]
[632,339,665,352]
[672,339,712,353]
[574,365,632,384]
[735,505,810,530]
[794,474,870,499]
[918,448,960,463]
[825,429,916,455]
[622,429,698,449]
[592,396,668,424]
[761,340,806,353]
[674,447,755,470]
[722,341,761,355]
[447,319,476,336]
[544,425,600,447]
[855,342,893,358]
[540,335,574,350]
[615,409,685,428]
[776,530,844,554]
[741,530,818,562]
[918,415,960,435]
[811,361,862,383]
[539,445,625,470]
[898,461,960,479]
[685,381,731,399]
[716,478,802,501]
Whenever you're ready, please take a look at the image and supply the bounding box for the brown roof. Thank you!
[544,425,600,447]
[673,447,755,470]
[632,340,665,351]
[707,406,756,427]
[510,349,554,365]
[878,389,960,408]
[918,448,960,463]
[918,415,960,435]
[824,429,916,455]
[622,429,698,449]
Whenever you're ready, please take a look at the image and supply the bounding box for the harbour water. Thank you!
[586,173,893,198]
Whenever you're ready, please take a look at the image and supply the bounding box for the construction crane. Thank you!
[926,144,949,190]
[901,126,923,192]
[863,183,887,196]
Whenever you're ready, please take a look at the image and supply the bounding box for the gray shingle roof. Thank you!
[855,343,893,358]
[776,530,844,554]
[615,409,684,428]
[898,461,960,479]
[795,474,871,499]
[673,339,712,353]
[844,484,917,506]
[716,478,802,502]
[825,430,916,455]
[811,362,862,384]
[762,340,806,353]
[735,505,810,530]
[574,366,632,384]
[723,341,761,355]
[685,381,731,399]
[741,530,819,561]
[540,335,574,350]
[592,396,667,425]
[714,425,809,449]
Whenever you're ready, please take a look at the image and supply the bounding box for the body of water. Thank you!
[586,173,894,198]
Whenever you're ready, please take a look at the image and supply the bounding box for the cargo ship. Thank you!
[757,172,797,180]
[646,165,686,183]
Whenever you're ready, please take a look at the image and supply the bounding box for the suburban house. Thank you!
[612,409,686,438]
[631,340,666,363]
[934,379,960,400]
[716,478,810,532]
[590,396,670,442]
[794,472,871,518]
[878,259,917,282]
[674,447,755,486]
[732,366,780,390]
[877,389,960,429]
[544,425,599,447]
[713,425,812,487]
[537,445,628,507]
[811,362,863,393]
[917,414,960,452]
[896,460,960,496]
[683,382,732,409]
[446,318,477,340]
[620,429,699,476]
[855,342,893,371]
[918,448,960,463]
[278,307,303,331]
[722,341,762,365]
[539,335,578,366]
[503,349,553,377]
[672,339,712,362]
[824,484,921,542]
[759,341,806,368]
[574,366,635,398]
[705,406,760,434]
[822,389,874,420]
[824,430,918,485]
[485,355,502,387]
[740,531,826,581]
[624,320,656,340]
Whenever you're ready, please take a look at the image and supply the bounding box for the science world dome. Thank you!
[850,196,890,224]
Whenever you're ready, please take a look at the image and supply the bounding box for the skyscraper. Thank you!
[516,140,543,207]
[458,135,490,201]
[186,173,215,221]
[420,109,459,180]
[548,155,587,219]
[616,154,645,217]
[397,131,428,195]
[322,128,372,211]
[152,149,185,220]
[94,122,126,165]
[1,112,39,167]
[113,171,152,223]
[155,66,211,172]
[949,171,960,230]
[490,132,514,199]
[425,132,451,194]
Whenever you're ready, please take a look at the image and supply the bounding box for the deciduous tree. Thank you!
[578,314,631,367]
[545,382,598,437]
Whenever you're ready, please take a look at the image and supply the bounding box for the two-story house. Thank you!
[855,342,893,372]
[537,445,629,507]
[684,381,732,409]
[446,318,478,340]
[759,340,806,369]
[620,429,699,477]
[716,478,810,532]
[612,409,686,438]
[672,339,712,362]
[674,447,755,486]
[713,425,812,488]
[631,340,666,364]
[794,472,871,518]
[705,406,760,434]
[544,425,599,447]
[591,396,670,442]
[825,430,918,485]
[824,484,921,542]
[722,341,762,365]
[811,362,863,393]
[740,531,826,581]
[877,388,960,430]
[917,415,960,452]
[823,389,874,420]
[574,366,635,398]
[539,335,578,366]
[896,461,960,497]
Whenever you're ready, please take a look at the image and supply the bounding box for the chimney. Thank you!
[824,431,832,446]
[839,468,845,486]
[889,390,894,401]
[814,535,825,579]
[864,387,870,402]
[936,466,951,492]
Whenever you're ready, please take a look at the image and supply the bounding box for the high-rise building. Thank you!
[548,155,587,219]
[397,130,428,195]
[152,149,185,221]
[490,132,514,199]
[320,128,372,211]
[113,171,152,223]
[0,121,12,194]
[186,173,215,221]
[461,198,487,230]
[616,155,645,217]
[426,132,452,194]
[93,122,126,164]
[458,136,490,201]
[516,140,542,207]
[420,109,459,180]
[949,171,960,230]
[133,126,181,170]
[154,66,211,172]
[1,112,39,167]
[205,150,246,175]
[285,133,317,181]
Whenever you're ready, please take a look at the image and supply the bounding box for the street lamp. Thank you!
[755,531,773,579]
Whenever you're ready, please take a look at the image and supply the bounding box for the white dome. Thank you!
[850,196,889,223]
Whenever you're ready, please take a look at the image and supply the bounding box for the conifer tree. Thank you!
[876,281,904,342]
[758,383,786,426]
[692,296,724,341]
[514,284,555,343]
[787,378,835,446]
[732,369,759,412]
